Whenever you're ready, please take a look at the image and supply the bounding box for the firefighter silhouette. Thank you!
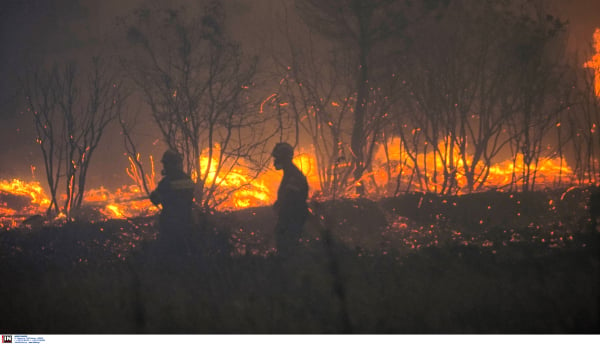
[272,142,309,255]
[150,150,196,254]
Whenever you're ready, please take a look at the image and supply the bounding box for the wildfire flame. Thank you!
[2,28,599,226]
[584,28,600,96]
[371,137,574,194]
[0,136,586,227]
[1,179,51,214]
[83,185,157,219]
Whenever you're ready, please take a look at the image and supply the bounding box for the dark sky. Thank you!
[0,0,599,189]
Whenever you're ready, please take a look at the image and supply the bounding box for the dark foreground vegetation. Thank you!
[0,190,599,333]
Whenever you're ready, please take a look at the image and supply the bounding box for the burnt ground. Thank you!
[0,190,598,333]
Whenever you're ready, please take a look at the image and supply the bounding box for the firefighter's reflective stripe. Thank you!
[169,179,195,190]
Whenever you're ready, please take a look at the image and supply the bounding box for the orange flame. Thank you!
[85,185,157,219]
[3,27,599,224]
[584,28,600,97]
[0,139,582,226]
[0,179,51,213]
[370,137,574,194]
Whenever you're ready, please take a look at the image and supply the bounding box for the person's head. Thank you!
[161,149,183,175]
[271,142,294,170]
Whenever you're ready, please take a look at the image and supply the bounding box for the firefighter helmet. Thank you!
[161,149,183,166]
[272,142,294,161]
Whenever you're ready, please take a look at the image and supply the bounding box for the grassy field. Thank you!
[0,191,598,333]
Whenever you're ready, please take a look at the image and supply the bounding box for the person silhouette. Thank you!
[271,142,309,256]
[150,150,195,255]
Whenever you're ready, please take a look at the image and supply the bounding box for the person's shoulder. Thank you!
[294,165,308,182]
[170,171,195,189]
[292,164,306,176]
[290,165,308,186]
[174,170,193,180]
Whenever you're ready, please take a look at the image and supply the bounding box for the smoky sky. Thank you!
[0,0,599,189]
[0,0,277,188]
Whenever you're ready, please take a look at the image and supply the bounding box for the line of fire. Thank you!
[0,4,599,230]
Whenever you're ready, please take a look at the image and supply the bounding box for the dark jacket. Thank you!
[150,170,195,228]
[275,164,309,222]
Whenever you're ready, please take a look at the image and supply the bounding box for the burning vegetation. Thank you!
[4,1,598,229]
[0,139,589,227]
[1,1,600,334]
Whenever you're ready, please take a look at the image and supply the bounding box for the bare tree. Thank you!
[265,4,356,198]
[22,66,62,215]
[294,0,412,195]
[503,4,573,192]
[119,111,156,197]
[392,0,572,194]
[22,57,124,218]
[120,1,272,210]
[258,0,416,198]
